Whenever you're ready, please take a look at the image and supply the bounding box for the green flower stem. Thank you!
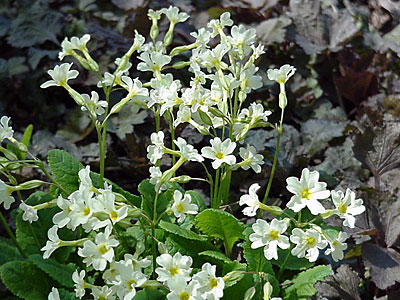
[36,161,68,195]
[28,221,41,248]
[220,168,232,206]
[0,211,27,258]
[276,244,294,280]
[212,168,221,209]
[258,107,285,218]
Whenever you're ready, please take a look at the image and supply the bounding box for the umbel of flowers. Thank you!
[0,5,367,300]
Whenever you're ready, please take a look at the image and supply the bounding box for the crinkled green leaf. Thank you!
[256,16,291,44]
[139,180,173,220]
[47,149,84,195]
[159,220,207,241]
[271,248,314,270]
[7,57,29,76]
[29,254,75,288]
[283,265,332,300]
[0,240,25,266]
[0,261,51,300]
[196,209,245,257]
[199,250,232,265]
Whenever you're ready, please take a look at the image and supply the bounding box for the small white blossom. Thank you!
[149,166,167,191]
[40,63,79,88]
[81,91,108,116]
[161,6,189,24]
[208,12,233,37]
[155,252,193,282]
[52,195,72,228]
[72,270,86,299]
[171,190,198,222]
[174,137,204,162]
[96,188,128,226]
[48,287,60,300]
[123,253,152,272]
[147,131,165,164]
[166,275,199,300]
[325,231,348,262]
[121,76,149,101]
[0,116,14,142]
[238,145,264,173]
[239,65,263,93]
[331,189,365,228]
[286,168,330,215]
[41,225,61,259]
[290,228,327,262]
[0,179,15,210]
[192,262,224,299]
[91,285,116,300]
[19,201,38,223]
[239,183,261,217]
[78,224,119,271]
[112,262,147,300]
[68,189,96,230]
[267,64,296,84]
[59,34,91,60]
[249,219,290,260]
[148,9,162,20]
[228,24,256,58]
[201,137,236,169]
[137,51,171,73]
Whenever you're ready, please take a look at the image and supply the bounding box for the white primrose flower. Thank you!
[78,224,119,271]
[59,34,91,60]
[192,262,224,299]
[267,64,296,85]
[123,253,152,272]
[155,252,193,282]
[200,44,229,71]
[48,287,60,300]
[174,105,192,127]
[249,219,290,260]
[149,166,167,191]
[52,195,72,228]
[112,262,147,300]
[0,116,14,142]
[239,65,263,93]
[72,269,86,299]
[147,131,165,164]
[148,9,162,20]
[331,189,365,228]
[41,225,62,259]
[137,51,171,73]
[0,179,15,210]
[166,275,199,300]
[238,145,264,174]
[227,24,256,58]
[208,12,233,37]
[325,231,348,262]
[286,168,330,215]
[81,91,108,116]
[239,183,261,217]
[161,6,189,24]
[68,189,96,230]
[95,188,128,227]
[191,28,211,49]
[201,137,236,169]
[91,285,116,300]
[78,165,93,191]
[19,201,38,223]
[174,137,204,162]
[290,228,328,262]
[171,190,199,222]
[239,102,272,124]
[40,63,79,88]
[121,76,149,101]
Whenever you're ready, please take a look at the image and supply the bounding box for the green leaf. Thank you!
[20,124,33,159]
[196,209,245,257]
[159,220,207,241]
[139,180,173,220]
[283,265,332,300]
[243,242,274,274]
[58,289,79,300]
[186,190,206,212]
[47,149,84,195]
[271,248,314,270]
[0,240,25,266]
[7,57,29,76]
[133,288,167,300]
[199,250,232,265]
[0,261,51,300]
[29,254,75,288]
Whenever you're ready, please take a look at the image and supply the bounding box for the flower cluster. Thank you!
[245,168,365,262]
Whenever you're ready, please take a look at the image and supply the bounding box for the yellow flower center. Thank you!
[209,278,218,289]
[301,188,311,200]
[169,267,179,276]
[338,203,347,214]
[179,291,190,300]
[332,241,339,247]
[127,279,137,289]
[305,236,316,247]
[176,203,185,213]
[83,207,91,216]
[98,244,108,255]
[215,152,225,159]
[110,210,118,220]
[269,230,279,240]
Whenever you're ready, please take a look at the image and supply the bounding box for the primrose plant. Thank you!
[0,6,366,300]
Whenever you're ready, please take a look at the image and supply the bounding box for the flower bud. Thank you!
[19,180,46,190]
[244,286,256,300]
